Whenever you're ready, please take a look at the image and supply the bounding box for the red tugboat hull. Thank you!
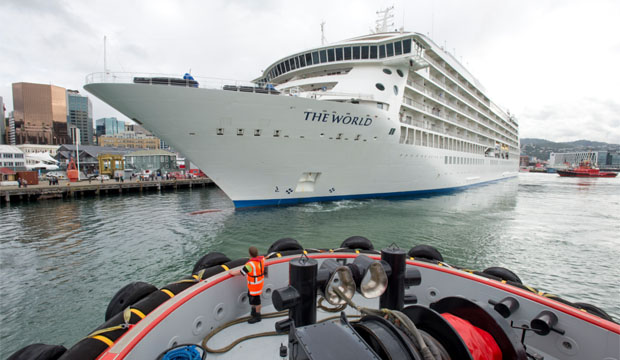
[557,170,618,177]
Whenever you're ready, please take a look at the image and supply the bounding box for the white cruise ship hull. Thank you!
[85,83,518,207]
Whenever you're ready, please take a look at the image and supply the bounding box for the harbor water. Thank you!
[1,173,619,358]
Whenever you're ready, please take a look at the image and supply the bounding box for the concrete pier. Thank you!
[0,178,213,204]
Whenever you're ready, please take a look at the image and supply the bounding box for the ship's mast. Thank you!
[320,21,327,45]
[375,6,395,33]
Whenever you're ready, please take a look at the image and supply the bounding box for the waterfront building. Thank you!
[66,90,93,145]
[0,145,26,171]
[56,144,133,175]
[124,149,177,174]
[95,117,125,137]
[16,144,60,157]
[1,96,5,145]
[12,82,69,145]
[519,155,529,167]
[99,131,160,149]
[549,151,598,168]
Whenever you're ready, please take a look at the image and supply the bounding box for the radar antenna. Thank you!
[320,21,327,45]
[374,6,395,33]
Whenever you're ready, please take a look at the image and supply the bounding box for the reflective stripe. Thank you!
[91,335,114,347]
[131,308,146,319]
[249,289,262,295]
[161,289,174,298]
[248,279,264,285]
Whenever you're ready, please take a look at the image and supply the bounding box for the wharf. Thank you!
[0,178,213,204]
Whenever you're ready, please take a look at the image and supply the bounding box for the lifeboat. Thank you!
[557,161,618,177]
[9,237,619,360]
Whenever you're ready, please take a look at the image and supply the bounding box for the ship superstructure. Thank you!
[85,31,519,207]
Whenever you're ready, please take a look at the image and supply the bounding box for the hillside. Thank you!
[520,138,620,160]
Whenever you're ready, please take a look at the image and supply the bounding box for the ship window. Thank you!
[376,83,385,91]
[328,48,335,62]
[370,46,378,59]
[320,50,327,63]
[254,129,261,136]
[353,46,360,59]
[284,61,290,72]
[344,47,352,60]
[274,130,281,137]
[336,48,343,61]
[403,39,411,53]
[393,85,398,95]
[394,41,402,55]
[237,128,244,136]
[397,69,404,77]
[387,43,394,57]
[312,51,320,64]
[383,68,392,75]
[299,55,306,67]
[361,46,369,59]
[216,128,224,135]
[306,53,313,65]
[379,45,386,58]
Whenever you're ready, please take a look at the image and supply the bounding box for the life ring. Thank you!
[8,343,66,360]
[192,252,231,274]
[340,236,374,250]
[408,245,444,262]
[574,302,614,322]
[482,267,522,284]
[268,238,302,253]
[105,282,157,321]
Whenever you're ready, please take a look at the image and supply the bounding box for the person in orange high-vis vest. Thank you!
[230,246,265,323]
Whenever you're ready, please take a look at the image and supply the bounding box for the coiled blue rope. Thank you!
[159,344,206,360]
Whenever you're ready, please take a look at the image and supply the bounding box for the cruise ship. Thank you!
[85,29,519,208]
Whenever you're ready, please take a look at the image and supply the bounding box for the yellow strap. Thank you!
[91,335,114,347]
[276,253,282,258]
[161,289,174,298]
[87,325,124,338]
[192,274,199,280]
[438,263,443,267]
[329,249,334,253]
[221,264,229,271]
[410,257,414,260]
[355,250,360,254]
[501,280,507,284]
[131,308,146,319]
[303,250,308,255]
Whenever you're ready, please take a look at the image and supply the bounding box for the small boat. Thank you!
[557,161,618,178]
[9,237,619,360]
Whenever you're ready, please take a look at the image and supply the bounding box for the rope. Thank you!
[201,310,362,354]
[201,311,286,353]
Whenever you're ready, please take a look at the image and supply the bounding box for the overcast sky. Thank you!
[1,0,619,144]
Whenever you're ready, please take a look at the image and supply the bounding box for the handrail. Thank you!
[85,72,259,91]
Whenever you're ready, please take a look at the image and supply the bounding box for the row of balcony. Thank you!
[403,84,517,149]
[423,56,518,135]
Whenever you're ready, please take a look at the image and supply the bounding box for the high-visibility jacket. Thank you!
[244,256,265,296]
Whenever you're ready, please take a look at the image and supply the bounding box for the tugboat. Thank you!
[557,161,618,178]
[9,237,620,360]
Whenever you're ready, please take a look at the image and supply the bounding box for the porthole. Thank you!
[375,83,385,91]
[382,68,392,75]
[393,85,398,95]
[396,69,404,77]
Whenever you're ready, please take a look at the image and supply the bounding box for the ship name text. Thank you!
[303,111,372,126]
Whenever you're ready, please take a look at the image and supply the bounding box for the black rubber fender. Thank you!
[340,236,374,250]
[60,311,134,360]
[192,252,231,274]
[266,249,304,259]
[268,238,302,253]
[482,267,522,284]
[407,244,444,262]
[574,302,615,322]
[105,281,158,321]
[8,343,67,360]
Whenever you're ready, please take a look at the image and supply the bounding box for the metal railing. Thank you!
[85,72,259,91]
